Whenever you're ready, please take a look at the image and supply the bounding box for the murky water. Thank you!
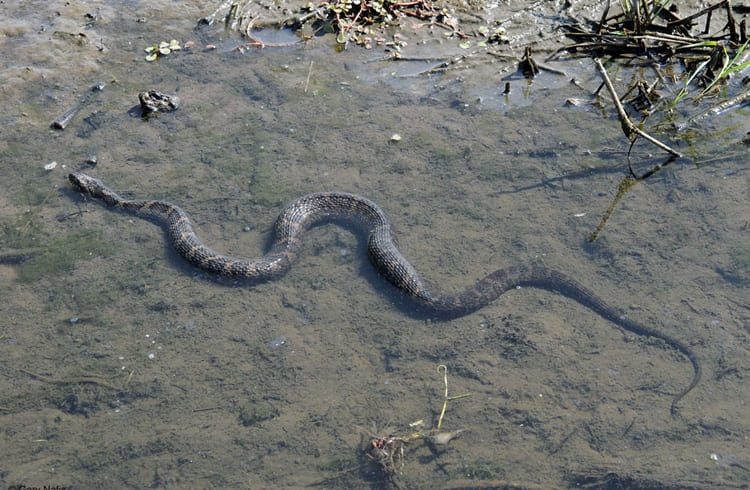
[1,1,748,488]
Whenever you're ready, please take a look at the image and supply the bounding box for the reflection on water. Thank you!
[0,1,748,488]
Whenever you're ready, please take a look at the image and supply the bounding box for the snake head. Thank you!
[69,171,104,195]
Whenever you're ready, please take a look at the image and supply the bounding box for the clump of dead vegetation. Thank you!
[201,0,465,50]
[554,0,749,130]
[550,1,749,240]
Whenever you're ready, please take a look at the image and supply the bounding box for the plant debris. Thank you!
[555,0,747,61]
[363,365,469,484]
[201,0,467,50]
[554,0,749,123]
[144,39,182,61]
[548,1,750,242]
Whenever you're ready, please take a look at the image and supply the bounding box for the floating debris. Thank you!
[145,39,182,61]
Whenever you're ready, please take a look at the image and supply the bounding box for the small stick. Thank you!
[435,365,470,430]
[594,58,682,157]
[50,82,105,130]
[665,0,728,30]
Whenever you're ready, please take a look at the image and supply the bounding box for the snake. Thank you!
[68,171,701,415]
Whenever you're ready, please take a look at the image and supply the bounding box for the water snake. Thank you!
[68,171,701,415]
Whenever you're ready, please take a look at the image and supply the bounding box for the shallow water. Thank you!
[1,1,749,488]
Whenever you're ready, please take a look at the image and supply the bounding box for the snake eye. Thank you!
[69,172,84,190]
[69,172,95,193]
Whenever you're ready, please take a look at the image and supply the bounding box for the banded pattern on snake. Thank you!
[68,171,701,415]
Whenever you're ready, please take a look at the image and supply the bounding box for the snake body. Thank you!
[68,171,700,415]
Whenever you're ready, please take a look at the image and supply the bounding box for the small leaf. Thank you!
[145,53,158,61]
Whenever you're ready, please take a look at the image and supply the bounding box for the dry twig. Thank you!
[594,58,682,157]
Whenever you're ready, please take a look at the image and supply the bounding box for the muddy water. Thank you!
[1,1,749,488]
